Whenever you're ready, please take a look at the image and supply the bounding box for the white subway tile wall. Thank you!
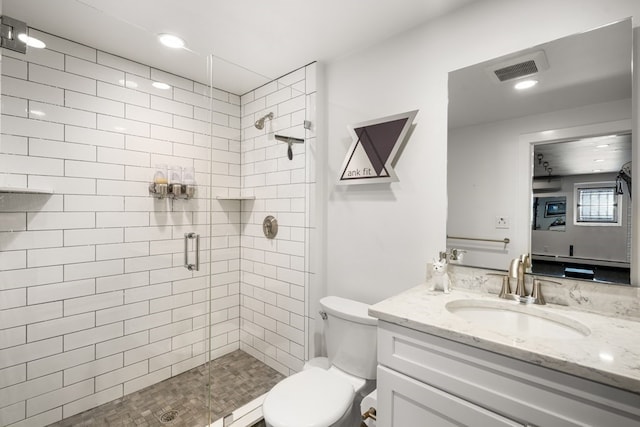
[239,64,317,376]
[0,29,244,426]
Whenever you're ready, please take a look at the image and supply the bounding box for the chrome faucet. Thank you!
[502,254,546,304]
[508,257,526,297]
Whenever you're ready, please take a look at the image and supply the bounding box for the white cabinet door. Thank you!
[377,366,524,427]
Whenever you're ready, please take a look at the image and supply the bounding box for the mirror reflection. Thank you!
[530,133,632,283]
[447,19,633,285]
[533,196,567,232]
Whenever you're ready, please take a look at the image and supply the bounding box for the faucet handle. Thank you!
[450,248,466,261]
[487,274,519,300]
[498,275,512,299]
[531,279,546,305]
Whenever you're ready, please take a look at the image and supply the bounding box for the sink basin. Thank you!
[445,299,591,339]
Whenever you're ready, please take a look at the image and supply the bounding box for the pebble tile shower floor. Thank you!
[48,350,284,427]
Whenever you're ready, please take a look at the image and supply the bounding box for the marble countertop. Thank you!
[369,283,640,394]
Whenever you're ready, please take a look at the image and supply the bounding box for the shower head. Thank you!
[254,112,274,130]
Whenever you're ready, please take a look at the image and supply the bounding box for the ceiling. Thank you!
[4,0,477,95]
[448,19,632,130]
[533,133,631,178]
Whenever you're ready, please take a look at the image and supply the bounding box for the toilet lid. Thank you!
[263,367,355,427]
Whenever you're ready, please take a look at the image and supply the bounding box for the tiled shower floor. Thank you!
[48,350,284,427]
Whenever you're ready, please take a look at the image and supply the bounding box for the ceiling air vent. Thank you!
[486,50,549,83]
[494,60,538,82]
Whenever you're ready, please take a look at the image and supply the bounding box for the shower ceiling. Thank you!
[3,0,477,94]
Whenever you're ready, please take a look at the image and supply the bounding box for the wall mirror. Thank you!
[447,18,634,286]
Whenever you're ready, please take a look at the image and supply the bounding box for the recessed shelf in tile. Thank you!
[216,196,256,200]
[0,186,53,194]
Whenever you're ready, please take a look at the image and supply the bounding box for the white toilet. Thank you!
[262,296,378,427]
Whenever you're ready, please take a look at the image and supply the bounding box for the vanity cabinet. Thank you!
[376,321,640,427]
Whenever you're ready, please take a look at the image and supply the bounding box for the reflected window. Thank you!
[575,184,620,224]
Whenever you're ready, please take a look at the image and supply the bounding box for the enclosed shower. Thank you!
[0,1,319,426]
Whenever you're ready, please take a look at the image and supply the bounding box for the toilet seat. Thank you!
[262,367,355,427]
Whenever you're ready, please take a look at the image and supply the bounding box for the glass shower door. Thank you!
[0,1,218,425]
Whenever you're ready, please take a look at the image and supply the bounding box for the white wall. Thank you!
[324,0,640,304]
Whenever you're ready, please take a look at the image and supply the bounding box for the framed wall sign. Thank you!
[338,110,418,185]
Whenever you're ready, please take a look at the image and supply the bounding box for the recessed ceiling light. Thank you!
[592,169,602,173]
[514,79,538,90]
[18,33,46,49]
[158,33,185,49]
[594,159,604,163]
[152,82,171,90]
[596,144,609,148]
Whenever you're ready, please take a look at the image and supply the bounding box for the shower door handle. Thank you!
[184,232,200,271]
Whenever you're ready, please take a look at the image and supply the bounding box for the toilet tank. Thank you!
[320,296,378,380]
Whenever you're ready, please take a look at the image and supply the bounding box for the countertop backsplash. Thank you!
[427,263,640,319]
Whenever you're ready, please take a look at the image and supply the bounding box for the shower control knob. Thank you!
[263,215,278,239]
